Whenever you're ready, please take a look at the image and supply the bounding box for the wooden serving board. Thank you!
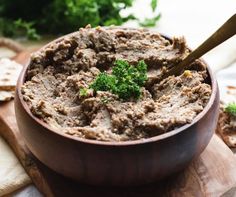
[1,52,236,196]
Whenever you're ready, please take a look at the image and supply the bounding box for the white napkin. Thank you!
[0,137,31,196]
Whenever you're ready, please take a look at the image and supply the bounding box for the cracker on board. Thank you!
[216,105,236,148]
[0,58,22,91]
[0,91,15,102]
[216,86,236,148]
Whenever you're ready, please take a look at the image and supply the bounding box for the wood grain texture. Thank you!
[0,52,236,196]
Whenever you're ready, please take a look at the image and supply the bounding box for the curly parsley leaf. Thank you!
[225,102,236,116]
[90,73,117,92]
[90,59,147,100]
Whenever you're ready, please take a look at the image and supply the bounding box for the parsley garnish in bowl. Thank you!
[90,59,147,100]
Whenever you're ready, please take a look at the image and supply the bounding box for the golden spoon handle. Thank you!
[162,14,236,78]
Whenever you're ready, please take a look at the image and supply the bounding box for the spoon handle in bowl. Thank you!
[163,13,236,78]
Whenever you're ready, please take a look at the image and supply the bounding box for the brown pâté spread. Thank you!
[21,26,211,142]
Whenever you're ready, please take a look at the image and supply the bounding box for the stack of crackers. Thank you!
[0,58,22,102]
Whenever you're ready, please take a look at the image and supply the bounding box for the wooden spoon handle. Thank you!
[163,14,236,78]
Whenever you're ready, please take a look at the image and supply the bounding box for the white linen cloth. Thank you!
[0,138,31,196]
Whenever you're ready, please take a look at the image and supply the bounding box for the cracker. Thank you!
[216,104,236,148]
[0,91,14,102]
[0,58,22,91]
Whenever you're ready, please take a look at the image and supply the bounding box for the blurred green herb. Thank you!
[225,102,236,116]
[0,0,160,40]
[101,97,109,104]
[151,0,158,12]
[79,87,88,97]
[139,14,161,27]
[90,59,147,100]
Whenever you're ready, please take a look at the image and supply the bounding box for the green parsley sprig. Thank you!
[79,88,88,97]
[225,102,236,116]
[90,59,147,100]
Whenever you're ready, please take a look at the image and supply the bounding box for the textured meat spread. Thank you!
[21,26,212,141]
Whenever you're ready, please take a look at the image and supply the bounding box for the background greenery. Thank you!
[0,0,160,40]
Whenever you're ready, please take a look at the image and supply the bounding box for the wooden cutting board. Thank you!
[0,52,236,197]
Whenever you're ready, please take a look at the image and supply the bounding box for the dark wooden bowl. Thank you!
[14,32,220,186]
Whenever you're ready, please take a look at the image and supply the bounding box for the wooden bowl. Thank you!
[14,33,220,186]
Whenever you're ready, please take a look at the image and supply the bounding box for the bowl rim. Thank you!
[16,30,218,147]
